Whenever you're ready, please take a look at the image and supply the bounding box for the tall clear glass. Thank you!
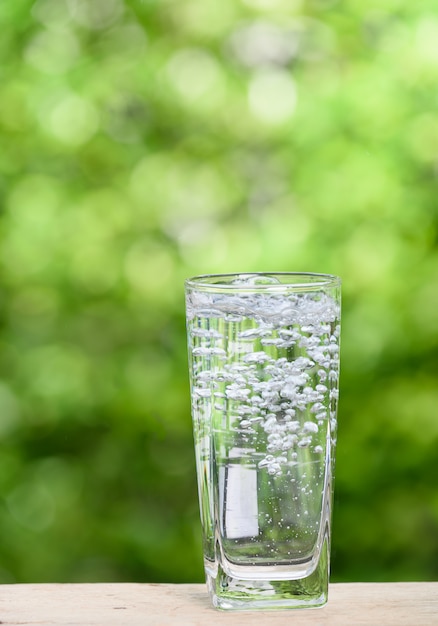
[185,273,341,611]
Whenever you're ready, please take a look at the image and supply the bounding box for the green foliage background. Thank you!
[0,0,437,583]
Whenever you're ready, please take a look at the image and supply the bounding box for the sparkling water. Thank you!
[186,276,340,609]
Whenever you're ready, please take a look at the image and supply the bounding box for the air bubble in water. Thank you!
[298,437,312,448]
[303,421,318,434]
[230,274,282,286]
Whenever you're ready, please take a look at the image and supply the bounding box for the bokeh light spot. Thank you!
[47,93,99,146]
[32,0,72,30]
[7,481,55,532]
[24,29,80,74]
[67,0,123,31]
[228,21,299,68]
[248,69,297,124]
[166,48,225,106]
[415,16,438,64]
[124,241,175,302]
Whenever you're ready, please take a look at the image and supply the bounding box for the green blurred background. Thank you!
[0,0,437,584]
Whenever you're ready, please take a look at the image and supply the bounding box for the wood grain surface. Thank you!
[0,582,437,625]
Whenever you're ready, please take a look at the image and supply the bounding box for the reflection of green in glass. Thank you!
[186,273,341,610]
[211,536,330,610]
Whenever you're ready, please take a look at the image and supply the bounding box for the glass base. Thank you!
[206,544,329,611]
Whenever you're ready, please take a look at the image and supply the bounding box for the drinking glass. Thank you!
[185,273,341,610]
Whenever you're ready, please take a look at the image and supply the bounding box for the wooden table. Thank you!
[0,583,437,625]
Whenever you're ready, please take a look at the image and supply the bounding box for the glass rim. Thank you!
[185,272,341,291]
